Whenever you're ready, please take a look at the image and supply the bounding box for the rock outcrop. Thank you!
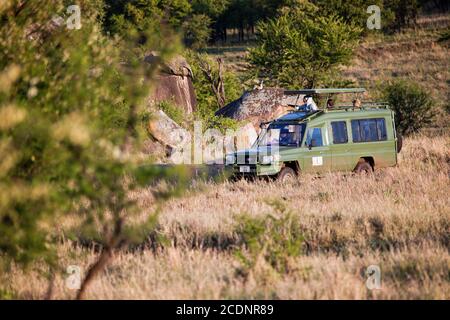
[145,53,197,114]
[147,110,190,149]
[215,88,299,132]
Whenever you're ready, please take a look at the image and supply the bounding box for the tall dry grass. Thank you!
[1,134,449,299]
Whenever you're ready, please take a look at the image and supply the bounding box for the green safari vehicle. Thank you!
[226,88,401,182]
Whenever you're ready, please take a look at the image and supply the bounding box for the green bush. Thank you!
[383,80,434,135]
[234,200,305,275]
[438,27,450,43]
[157,100,186,125]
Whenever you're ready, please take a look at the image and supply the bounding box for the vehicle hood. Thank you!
[233,146,295,157]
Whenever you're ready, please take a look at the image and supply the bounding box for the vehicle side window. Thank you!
[305,127,323,147]
[351,118,387,142]
[331,121,348,144]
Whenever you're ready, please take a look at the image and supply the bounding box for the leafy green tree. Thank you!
[104,0,165,36]
[192,0,230,18]
[383,80,434,135]
[248,1,362,88]
[0,0,187,299]
[104,0,210,49]
[313,0,387,31]
[185,50,241,130]
[183,14,212,50]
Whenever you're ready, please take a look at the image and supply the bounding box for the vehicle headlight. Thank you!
[261,154,280,164]
[225,154,235,165]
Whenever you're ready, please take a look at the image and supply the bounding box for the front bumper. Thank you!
[232,163,282,177]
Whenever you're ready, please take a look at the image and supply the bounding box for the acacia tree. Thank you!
[0,0,187,299]
[248,1,361,88]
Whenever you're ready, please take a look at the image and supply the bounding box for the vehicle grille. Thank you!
[236,154,257,165]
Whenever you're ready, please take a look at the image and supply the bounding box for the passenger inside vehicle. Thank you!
[352,99,362,108]
[326,99,334,109]
[297,96,318,112]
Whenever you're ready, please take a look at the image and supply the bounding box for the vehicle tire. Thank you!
[277,167,297,183]
[354,159,374,174]
[397,132,403,153]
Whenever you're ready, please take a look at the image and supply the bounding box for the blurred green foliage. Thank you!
[157,100,186,125]
[0,0,187,272]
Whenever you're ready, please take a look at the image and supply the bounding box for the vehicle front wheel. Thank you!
[353,159,374,174]
[277,167,297,183]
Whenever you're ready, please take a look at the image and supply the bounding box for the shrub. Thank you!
[438,27,450,43]
[157,100,186,125]
[234,200,305,275]
[383,80,434,135]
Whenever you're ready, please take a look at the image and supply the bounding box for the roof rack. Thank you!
[284,88,366,95]
[324,103,390,110]
[360,102,390,107]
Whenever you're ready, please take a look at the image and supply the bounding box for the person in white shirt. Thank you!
[297,95,318,112]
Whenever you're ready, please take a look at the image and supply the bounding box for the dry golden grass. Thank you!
[2,134,449,300]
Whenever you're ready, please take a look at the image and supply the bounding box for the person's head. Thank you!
[303,96,309,104]
[327,99,334,108]
[352,99,361,108]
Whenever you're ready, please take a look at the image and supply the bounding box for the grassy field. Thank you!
[2,133,449,299]
[1,14,449,301]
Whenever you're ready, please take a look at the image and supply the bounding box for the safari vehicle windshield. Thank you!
[257,123,306,147]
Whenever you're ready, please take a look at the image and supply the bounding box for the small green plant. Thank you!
[234,200,305,276]
[438,27,450,43]
[311,192,331,202]
[0,288,17,300]
[157,100,186,125]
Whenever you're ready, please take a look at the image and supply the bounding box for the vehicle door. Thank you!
[302,126,331,173]
[329,120,353,171]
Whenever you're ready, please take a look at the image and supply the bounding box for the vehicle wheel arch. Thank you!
[359,156,375,168]
[354,156,375,173]
[282,161,301,174]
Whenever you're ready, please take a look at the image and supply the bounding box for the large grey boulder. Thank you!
[147,110,190,150]
[215,88,298,131]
